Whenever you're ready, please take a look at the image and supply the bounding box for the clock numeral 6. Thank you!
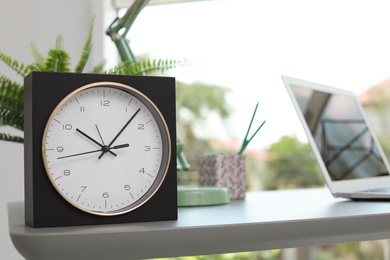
[102,192,109,198]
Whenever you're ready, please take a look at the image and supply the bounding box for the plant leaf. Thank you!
[107,58,191,76]
[44,49,71,72]
[43,35,71,72]
[0,133,23,143]
[0,52,30,77]
[0,17,193,144]
[30,42,46,71]
[91,61,106,74]
[0,75,24,130]
[75,18,94,73]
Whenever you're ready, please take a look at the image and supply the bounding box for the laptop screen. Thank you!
[289,84,389,181]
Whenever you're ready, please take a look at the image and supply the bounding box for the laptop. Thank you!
[282,75,390,200]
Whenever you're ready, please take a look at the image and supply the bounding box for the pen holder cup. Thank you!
[198,154,246,200]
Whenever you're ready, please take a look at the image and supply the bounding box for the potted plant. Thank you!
[0,21,185,143]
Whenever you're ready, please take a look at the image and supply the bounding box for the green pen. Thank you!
[238,102,266,155]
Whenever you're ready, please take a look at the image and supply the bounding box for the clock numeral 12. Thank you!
[100,100,110,107]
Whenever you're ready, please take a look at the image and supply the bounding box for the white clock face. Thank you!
[42,82,171,216]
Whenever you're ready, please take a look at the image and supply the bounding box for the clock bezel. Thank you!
[41,82,171,216]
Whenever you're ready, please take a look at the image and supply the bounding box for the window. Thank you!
[117,0,390,150]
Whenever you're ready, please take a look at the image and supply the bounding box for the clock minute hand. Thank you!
[108,108,141,147]
[99,108,141,159]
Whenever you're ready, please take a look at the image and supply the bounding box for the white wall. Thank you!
[0,0,110,258]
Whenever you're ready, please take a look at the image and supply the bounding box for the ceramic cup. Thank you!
[198,154,246,200]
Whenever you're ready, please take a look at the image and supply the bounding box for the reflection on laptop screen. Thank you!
[290,84,389,181]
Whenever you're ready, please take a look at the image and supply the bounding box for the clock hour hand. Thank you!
[112,143,130,149]
[57,143,129,160]
[99,108,141,159]
[76,128,117,157]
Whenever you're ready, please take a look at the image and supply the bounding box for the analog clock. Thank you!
[43,82,169,216]
[24,72,177,227]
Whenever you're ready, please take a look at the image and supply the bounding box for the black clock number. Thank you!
[101,100,110,107]
[81,186,87,192]
[144,145,151,151]
[57,146,64,153]
[63,170,71,176]
[138,124,144,130]
[124,185,131,191]
[103,192,109,198]
[63,124,72,130]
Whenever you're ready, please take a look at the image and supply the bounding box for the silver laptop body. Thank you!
[282,76,390,199]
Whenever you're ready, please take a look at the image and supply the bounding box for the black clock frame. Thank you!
[24,72,177,228]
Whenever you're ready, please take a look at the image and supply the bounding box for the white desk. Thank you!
[8,188,390,260]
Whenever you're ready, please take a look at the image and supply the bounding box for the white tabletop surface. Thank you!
[8,188,390,260]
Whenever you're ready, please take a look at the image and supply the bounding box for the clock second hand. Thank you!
[76,128,117,157]
[95,124,107,146]
[99,108,141,159]
[57,143,129,160]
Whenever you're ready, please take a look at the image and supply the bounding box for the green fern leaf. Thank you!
[29,43,46,71]
[44,49,71,72]
[27,63,43,72]
[107,58,190,76]
[0,76,24,110]
[90,61,106,74]
[0,133,23,143]
[139,58,189,75]
[75,18,94,73]
[0,76,24,130]
[0,52,30,77]
[43,35,71,72]
[0,109,23,131]
[105,60,132,75]
[55,35,65,50]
